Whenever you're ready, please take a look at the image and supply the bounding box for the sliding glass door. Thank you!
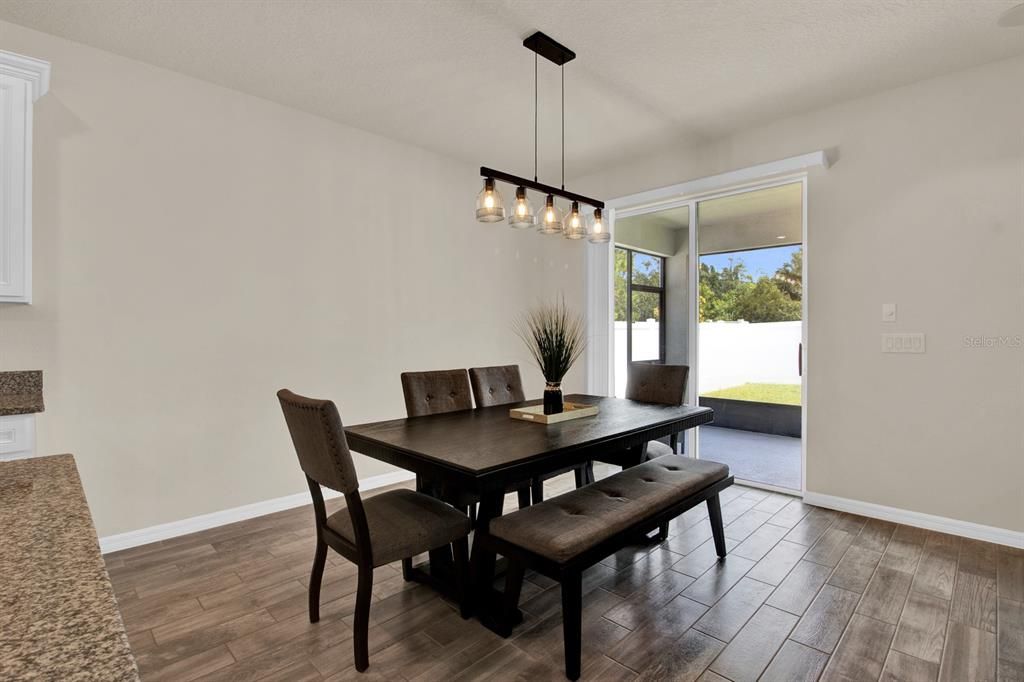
[695,182,804,492]
[608,179,806,492]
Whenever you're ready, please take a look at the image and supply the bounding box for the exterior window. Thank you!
[615,247,666,364]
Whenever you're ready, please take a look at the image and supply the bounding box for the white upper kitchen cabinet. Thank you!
[0,51,50,304]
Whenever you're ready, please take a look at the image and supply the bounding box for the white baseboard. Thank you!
[803,491,1024,549]
[99,469,416,554]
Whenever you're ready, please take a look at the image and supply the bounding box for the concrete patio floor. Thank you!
[697,425,801,491]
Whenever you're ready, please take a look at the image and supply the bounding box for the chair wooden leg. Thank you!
[561,571,583,681]
[517,486,531,509]
[532,478,544,503]
[573,466,584,488]
[584,461,595,485]
[401,557,413,581]
[353,562,373,672]
[452,537,471,619]
[707,493,727,558]
[308,537,328,623]
[467,504,477,526]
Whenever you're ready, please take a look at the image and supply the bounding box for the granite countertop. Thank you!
[0,370,44,416]
[0,454,139,680]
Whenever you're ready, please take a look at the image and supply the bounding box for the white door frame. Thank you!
[584,151,829,496]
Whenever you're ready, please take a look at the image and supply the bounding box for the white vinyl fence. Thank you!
[614,320,801,397]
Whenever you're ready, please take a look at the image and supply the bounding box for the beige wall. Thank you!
[0,21,585,537]
[577,55,1024,533]
[2,18,1020,539]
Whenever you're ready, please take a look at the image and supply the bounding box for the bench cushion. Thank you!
[489,455,729,564]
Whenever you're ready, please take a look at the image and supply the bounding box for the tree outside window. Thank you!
[699,247,802,323]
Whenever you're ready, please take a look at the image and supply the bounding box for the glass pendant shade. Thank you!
[538,194,563,234]
[563,201,586,239]
[475,178,506,222]
[508,186,536,229]
[587,208,610,243]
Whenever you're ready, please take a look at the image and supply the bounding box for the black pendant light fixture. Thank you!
[475,31,608,244]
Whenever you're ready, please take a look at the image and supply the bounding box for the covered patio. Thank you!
[698,425,801,491]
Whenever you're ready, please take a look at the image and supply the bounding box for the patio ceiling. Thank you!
[615,182,803,255]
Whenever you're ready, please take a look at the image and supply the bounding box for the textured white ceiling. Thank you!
[1,0,1022,180]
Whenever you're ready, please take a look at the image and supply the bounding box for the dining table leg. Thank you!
[405,474,459,594]
[621,443,647,468]
[470,490,522,636]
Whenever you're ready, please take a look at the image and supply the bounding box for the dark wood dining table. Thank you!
[344,393,713,632]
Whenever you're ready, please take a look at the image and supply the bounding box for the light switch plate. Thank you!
[882,333,925,353]
[882,303,897,322]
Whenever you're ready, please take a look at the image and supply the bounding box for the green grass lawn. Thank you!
[701,383,801,405]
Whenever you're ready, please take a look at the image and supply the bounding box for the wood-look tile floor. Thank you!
[106,467,1024,682]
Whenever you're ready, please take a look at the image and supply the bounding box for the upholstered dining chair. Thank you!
[401,369,532,521]
[469,364,591,503]
[593,362,690,540]
[626,362,690,457]
[277,389,471,673]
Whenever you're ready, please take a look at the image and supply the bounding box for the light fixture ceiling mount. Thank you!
[475,31,607,243]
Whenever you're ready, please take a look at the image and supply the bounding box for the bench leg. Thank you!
[708,494,727,558]
[657,522,670,542]
[670,433,679,454]
[561,571,583,681]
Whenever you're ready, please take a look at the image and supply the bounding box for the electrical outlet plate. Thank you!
[882,303,897,322]
[881,333,925,353]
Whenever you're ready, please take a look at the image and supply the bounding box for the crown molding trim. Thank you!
[0,50,51,101]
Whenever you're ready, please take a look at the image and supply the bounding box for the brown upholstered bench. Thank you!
[479,454,733,680]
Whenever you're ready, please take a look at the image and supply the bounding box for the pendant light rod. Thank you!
[534,53,538,183]
[480,167,604,209]
[561,64,565,190]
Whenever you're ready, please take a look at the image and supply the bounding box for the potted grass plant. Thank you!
[515,298,587,415]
